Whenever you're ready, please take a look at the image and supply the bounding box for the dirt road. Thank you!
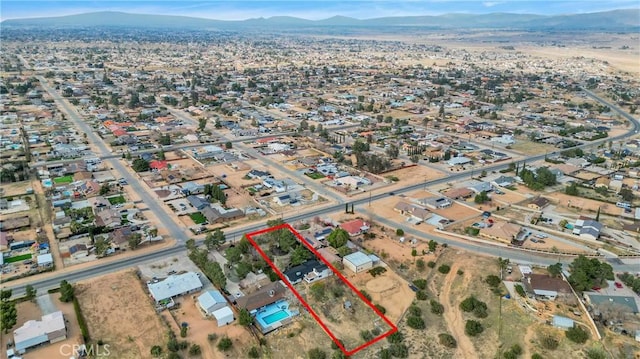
[437,262,477,358]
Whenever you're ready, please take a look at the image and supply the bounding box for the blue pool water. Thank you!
[262,310,288,325]
[42,179,53,188]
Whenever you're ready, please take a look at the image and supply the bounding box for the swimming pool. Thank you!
[262,310,289,325]
[42,179,53,188]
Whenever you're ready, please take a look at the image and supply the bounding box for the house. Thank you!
[197,290,234,327]
[528,197,550,211]
[447,156,473,167]
[584,294,639,314]
[420,197,452,210]
[180,182,205,195]
[522,274,574,302]
[94,209,121,228]
[187,195,210,211]
[479,221,523,244]
[247,169,271,180]
[343,251,373,273]
[14,311,66,354]
[494,175,516,187]
[147,272,203,304]
[566,158,590,168]
[340,219,370,237]
[193,145,224,160]
[149,160,169,170]
[552,315,575,330]
[36,253,53,267]
[201,206,244,224]
[443,187,474,200]
[466,181,493,194]
[572,217,603,241]
[491,135,515,145]
[235,281,287,312]
[68,244,88,259]
[273,194,291,206]
[284,260,332,285]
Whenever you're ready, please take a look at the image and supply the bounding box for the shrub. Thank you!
[457,269,464,275]
[416,290,428,300]
[485,275,501,287]
[406,316,425,330]
[375,304,386,314]
[531,354,543,359]
[460,296,488,318]
[408,305,422,317]
[359,289,372,301]
[438,264,451,274]
[217,336,233,351]
[379,348,391,359]
[540,335,559,350]
[150,345,163,357]
[464,320,484,336]
[565,326,589,344]
[360,330,374,341]
[473,306,488,318]
[308,348,326,359]
[585,348,607,359]
[388,343,409,358]
[207,333,218,342]
[430,300,444,315]
[438,333,457,348]
[248,347,260,358]
[413,279,427,290]
[387,331,404,344]
[416,259,426,271]
[514,284,526,297]
[189,344,201,356]
[427,261,436,268]
[72,297,90,342]
[180,326,188,337]
[368,267,387,277]
[396,228,404,236]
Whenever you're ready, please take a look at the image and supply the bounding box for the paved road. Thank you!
[6,85,639,298]
[37,76,189,245]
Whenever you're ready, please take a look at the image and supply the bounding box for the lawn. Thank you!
[305,172,325,180]
[190,212,207,224]
[6,253,32,263]
[53,175,74,184]
[107,195,126,205]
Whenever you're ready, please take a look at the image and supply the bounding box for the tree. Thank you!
[565,182,579,195]
[132,158,150,172]
[407,316,425,329]
[438,333,457,348]
[0,301,17,333]
[225,246,242,263]
[128,233,142,250]
[204,229,226,250]
[198,118,207,131]
[565,326,589,343]
[428,240,438,252]
[59,280,75,302]
[547,263,563,278]
[308,348,326,359]
[235,261,253,279]
[0,290,11,302]
[189,344,201,356]
[396,228,404,236]
[150,345,163,357]
[326,228,349,249]
[438,264,451,274]
[217,336,233,351]
[568,255,614,292]
[25,285,37,301]
[291,245,311,265]
[485,275,501,287]
[465,320,484,336]
[620,187,634,202]
[157,150,165,160]
[474,191,490,204]
[225,141,232,149]
[239,308,253,326]
[99,184,110,195]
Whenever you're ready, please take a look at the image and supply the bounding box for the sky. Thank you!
[1,1,638,21]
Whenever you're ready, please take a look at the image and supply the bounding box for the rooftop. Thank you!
[147,272,203,302]
[343,251,372,267]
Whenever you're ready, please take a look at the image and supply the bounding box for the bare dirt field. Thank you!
[75,270,167,359]
[167,296,254,359]
[354,269,415,323]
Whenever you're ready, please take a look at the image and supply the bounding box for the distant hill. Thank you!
[2,9,639,31]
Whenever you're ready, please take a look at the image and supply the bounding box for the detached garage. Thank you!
[343,251,373,273]
[212,306,234,327]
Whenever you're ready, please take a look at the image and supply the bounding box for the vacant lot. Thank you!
[76,270,167,359]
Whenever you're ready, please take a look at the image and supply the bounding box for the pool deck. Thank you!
[254,300,298,333]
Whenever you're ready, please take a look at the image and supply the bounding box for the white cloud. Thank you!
[482,2,503,7]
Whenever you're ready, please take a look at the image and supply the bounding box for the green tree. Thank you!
[94,238,111,257]
[568,255,614,292]
[396,228,404,236]
[291,245,311,265]
[565,182,579,196]
[465,320,484,336]
[565,326,589,343]
[407,316,425,329]
[150,345,163,357]
[547,263,563,278]
[217,336,233,351]
[225,141,233,149]
[0,300,17,333]
[128,233,142,250]
[132,158,150,172]
[225,246,242,263]
[428,240,437,252]
[485,275,501,287]
[59,280,75,302]
[99,184,110,195]
[326,228,349,248]
[198,118,207,131]
[204,229,226,249]
[438,333,457,348]
[239,308,253,326]
[189,344,201,356]
[0,290,11,302]
[25,285,37,301]
[235,261,253,279]
[474,191,490,204]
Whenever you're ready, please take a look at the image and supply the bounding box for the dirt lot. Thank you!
[167,296,254,359]
[353,269,415,324]
[75,270,167,359]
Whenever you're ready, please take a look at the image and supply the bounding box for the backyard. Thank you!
[189,212,207,224]
[107,195,126,205]
[53,175,74,184]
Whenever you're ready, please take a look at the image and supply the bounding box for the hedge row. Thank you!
[73,297,91,343]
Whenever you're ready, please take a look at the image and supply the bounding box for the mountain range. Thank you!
[2,10,639,31]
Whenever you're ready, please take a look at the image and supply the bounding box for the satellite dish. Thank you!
[269,289,275,297]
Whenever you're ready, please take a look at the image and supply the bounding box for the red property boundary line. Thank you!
[245,223,397,356]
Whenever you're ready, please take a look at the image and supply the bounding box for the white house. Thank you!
[343,251,373,273]
[447,156,473,167]
[147,272,203,304]
[14,311,67,354]
[490,135,515,145]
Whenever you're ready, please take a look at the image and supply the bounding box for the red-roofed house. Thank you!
[340,219,370,237]
[112,129,127,137]
[256,137,277,144]
[150,160,169,170]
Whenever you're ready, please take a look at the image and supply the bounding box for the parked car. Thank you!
[615,282,623,289]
